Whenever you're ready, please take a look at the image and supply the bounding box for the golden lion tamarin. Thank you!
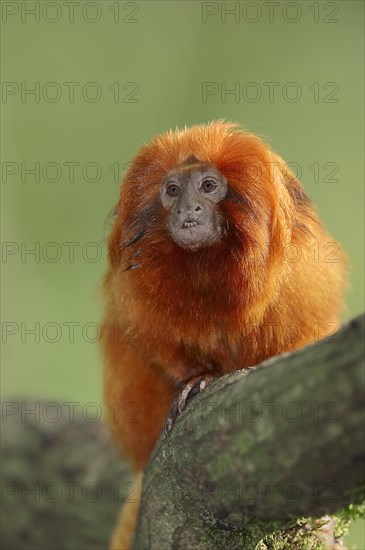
[101,121,346,548]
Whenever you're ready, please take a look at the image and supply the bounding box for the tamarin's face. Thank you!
[109,122,298,278]
[160,163,228,250]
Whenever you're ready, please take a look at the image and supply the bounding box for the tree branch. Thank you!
[133,314,365,549]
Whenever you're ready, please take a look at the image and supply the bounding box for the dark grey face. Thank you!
[160,164,228,250]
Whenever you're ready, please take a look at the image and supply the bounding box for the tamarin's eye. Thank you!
[166,184,181,197]
[201,179,217,193]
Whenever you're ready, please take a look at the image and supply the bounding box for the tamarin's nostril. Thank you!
[177,208,181,214]
[195,205,202,212]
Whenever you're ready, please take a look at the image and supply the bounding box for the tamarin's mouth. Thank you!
[182,220,199,229]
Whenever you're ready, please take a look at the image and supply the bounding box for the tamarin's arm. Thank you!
[102,312,175,471]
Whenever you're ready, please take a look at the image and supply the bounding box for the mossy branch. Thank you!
[132,314,365,549]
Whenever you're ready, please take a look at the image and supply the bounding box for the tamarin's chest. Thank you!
[133,317,277,384]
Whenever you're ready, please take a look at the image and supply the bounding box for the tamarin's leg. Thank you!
[110,471,143,550]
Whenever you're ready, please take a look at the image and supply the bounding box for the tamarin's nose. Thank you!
[176,204,202,215]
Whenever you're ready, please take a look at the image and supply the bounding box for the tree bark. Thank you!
[132,313,365,549]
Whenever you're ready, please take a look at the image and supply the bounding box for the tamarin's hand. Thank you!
[164,372,216,434]
[101,121,346,549]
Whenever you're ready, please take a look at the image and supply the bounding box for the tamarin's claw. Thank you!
[164,373,216,435]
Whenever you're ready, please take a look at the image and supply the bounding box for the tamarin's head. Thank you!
[108,121,312,293]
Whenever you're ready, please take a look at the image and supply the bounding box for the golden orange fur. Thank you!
[101,121,346,548]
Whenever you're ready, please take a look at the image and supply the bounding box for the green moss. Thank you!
[255,518,325,550]
[333,502,365,540]
[205,516,328,549]
[196,503,365,550]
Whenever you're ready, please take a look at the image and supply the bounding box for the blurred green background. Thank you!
[1,0,364,547]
